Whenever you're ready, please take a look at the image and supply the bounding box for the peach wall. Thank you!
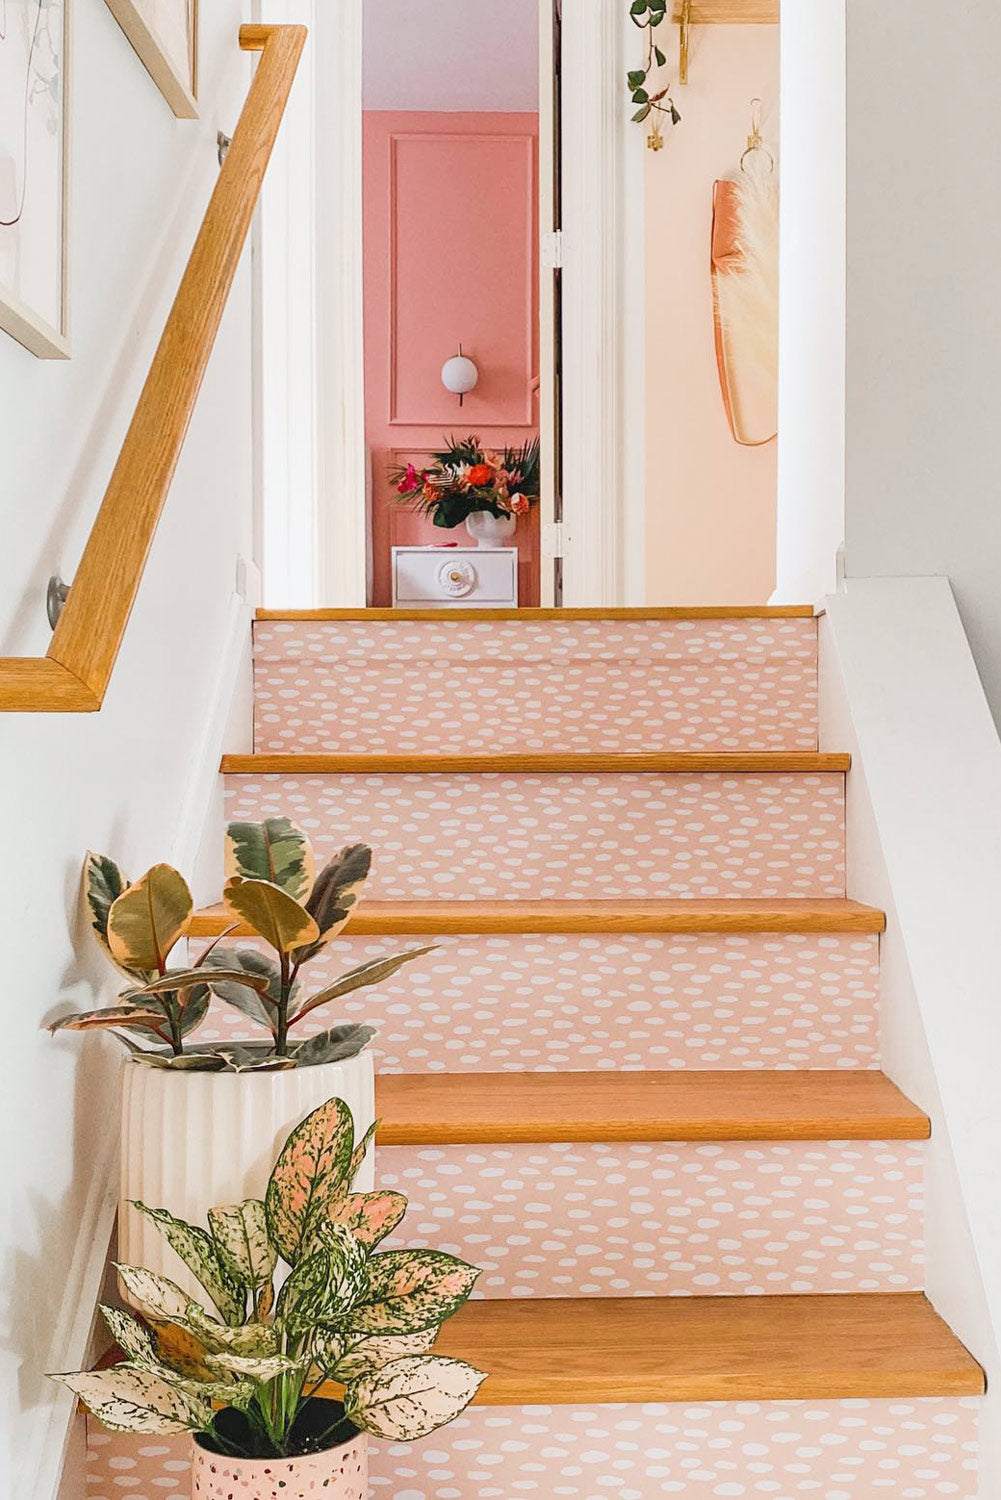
[363,112,540,606]
[644,27,779,604]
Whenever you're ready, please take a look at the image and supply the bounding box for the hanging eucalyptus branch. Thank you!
[627,0,680,150]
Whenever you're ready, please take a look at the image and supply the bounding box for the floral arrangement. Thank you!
[390,435,540,530]
[52,1095,485,1455]
[50,819,431,1072]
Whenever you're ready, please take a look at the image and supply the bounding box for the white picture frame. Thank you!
[104,0,198,119]
[0,0,72,359]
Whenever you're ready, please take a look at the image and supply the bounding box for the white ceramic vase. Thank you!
[465,509,517,546]
[119,1053,375,1301]
[190,1426,367,1500]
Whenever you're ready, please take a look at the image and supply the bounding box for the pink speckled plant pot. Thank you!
[190,1429,367,1500]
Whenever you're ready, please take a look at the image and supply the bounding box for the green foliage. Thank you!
[51,1096,485,1457]
[626,0,681,135]
[52,826,432,1071]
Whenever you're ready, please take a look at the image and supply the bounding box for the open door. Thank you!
[538,0,563,607]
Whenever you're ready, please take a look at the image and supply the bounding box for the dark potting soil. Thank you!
[194,1397,360,1460]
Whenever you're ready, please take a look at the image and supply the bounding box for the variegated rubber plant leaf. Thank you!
[289,947,436,1026]
[225,818,315,902]
[343,1354,486,1442]
[107,866,194,975]
[292,843,373,964]
[291,1024,376,1070]
[48,1004,171,1037]
[49,1366,211,1435]
[198,947,284,1033]
[265,1096,356,1265]
[223,877,319,955]
[83,853,144,975]
[347,1249,480,1336]
[207,1200,277,1289]
[130,1203,246,1326]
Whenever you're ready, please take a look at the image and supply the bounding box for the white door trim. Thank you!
[262,0,641,608]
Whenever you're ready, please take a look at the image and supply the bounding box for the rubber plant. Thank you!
[51,1095,485,1456]
[49,823,432,1073]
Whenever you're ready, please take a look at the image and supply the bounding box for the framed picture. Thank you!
[104,0,198,119]
[0,0,71,359]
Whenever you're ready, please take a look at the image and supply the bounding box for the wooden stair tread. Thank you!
[256,605,815,621]
[419,1294,984,1403]
[190,896,885,937]
[374,1069,929,1145]
[221,750,849,774]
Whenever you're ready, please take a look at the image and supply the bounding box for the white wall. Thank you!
[843,0,1001,725]
[820,577,1001,1495]
[362,0,539,112]
[0,3,257,1495]
[772,0,845,604]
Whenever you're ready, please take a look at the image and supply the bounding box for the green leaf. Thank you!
[115,1264,191,1323]
[129,967,273,998]
[83,853,130,956]
[632,104,652,122]
[331,1327,437,1382]
[632,87,649,103]
[50,1366,210,1435]
[265,1097,356,1265]
[290,946,437,1025]
[207,1201,277,1289]
[343,1355,486,1442]
[183,1304,279,1358]
[348,1250,480,1336]
[130,1203,246,1326]
[107,866,193,974]
[630,0,647,13]
[654,44,666,65]
[205,1351,305,1382]
[293,843,373,963]
[99,1305,156,1366]
[198,947,283,1031]
[323,1191,407,1250]
[223,877,319,955]
[205,1042,299,1073]
[349,1120,378,1186]
[291,1024,376,1069]
[224,818,315,901]
[627,68,646,87]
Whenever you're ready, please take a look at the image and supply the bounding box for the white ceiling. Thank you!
[363,0,540,112]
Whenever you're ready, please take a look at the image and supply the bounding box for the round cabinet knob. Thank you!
[437,558,477,597]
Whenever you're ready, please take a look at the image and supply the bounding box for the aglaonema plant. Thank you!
[51,1096,485,1454]
[48,822,433,1073]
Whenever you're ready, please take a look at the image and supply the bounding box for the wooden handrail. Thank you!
[0,24,306,712]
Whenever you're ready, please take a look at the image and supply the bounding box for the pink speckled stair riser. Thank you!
[252,617,819,754]
[85,1398,979,1499]
[377,1139,924,1299]
[193,930,880,1072]
[223,772,846,900]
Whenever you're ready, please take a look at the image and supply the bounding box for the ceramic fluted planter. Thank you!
[464,509,517,546]
[190,1425,367,1500]
[118,1052,375,1300]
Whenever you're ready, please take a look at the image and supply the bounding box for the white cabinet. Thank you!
[391,546,519,608]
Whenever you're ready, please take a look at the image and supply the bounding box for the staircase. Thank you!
[85,606,984,1500]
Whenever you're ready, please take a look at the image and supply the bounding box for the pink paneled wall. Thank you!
[363,111,540,605]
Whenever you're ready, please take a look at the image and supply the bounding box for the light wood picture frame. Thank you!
[104,0,198,118]
[0,0,72,358]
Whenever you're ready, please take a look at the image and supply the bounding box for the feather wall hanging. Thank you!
[711,105,778,447]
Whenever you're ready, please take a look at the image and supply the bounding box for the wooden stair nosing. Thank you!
[255,605,817,622]
[221,750,849,775]
[374,1069,929,1146]
[189,897,886,938]
[322,1294,984,1405]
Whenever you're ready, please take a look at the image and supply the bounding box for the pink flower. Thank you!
[510,494,530,515]
[397,463,422,496]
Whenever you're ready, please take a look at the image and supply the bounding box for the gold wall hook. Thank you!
[679,0,691,85]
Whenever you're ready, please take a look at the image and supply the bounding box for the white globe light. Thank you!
[441,354,479,397]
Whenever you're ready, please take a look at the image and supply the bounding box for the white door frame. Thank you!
[259,0,645,608]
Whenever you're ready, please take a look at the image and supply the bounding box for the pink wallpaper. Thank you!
[363,111,540,605]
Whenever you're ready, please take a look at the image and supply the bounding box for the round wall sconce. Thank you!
[441,344,479,405]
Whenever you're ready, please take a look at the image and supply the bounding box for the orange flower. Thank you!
[510,494,530,515]
[466,463,493,487]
